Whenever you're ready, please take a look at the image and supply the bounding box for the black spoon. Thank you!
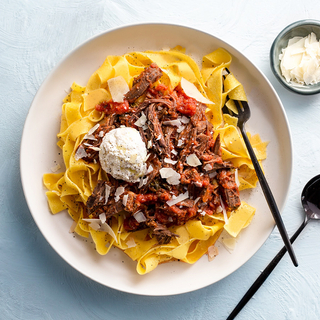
[227,174,320,320]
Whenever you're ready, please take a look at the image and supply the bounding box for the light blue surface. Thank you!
[1,1,320,319]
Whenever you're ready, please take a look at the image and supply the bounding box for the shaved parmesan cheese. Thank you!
[186,154,202,167]
[164,158,177,165]
[133,210,147,223]
[203,163,212,171]
[138,176,148,188]
[87,123,100,135]
[138,177,144,188]
[89,146,101,152]
[126,237,136,248]
[147,140,153,149]
[166,191,189,206]
[108,76,129,102]
[82,218,100,223]
[82,216,118,242]
[279,32,320,85]
[209,171,217,179]
[194,197,201,204]
[161,117,187,134]
[69,220,77,233]
[180,77,214,105]
[89,221,101,231]
[114,186,125,202]
[99,212,106,224]
[134,112,147,127]
[177,139,184,147]
[83,133,97,141]
[146,165,153,174]
[219,230,237,253]
[220,196,228,225]
[51,163,61,173]
[177,125,185,133]
[167,174,181,185]
[163,119,181,127]
[100,222,117,242]
[221,237,237,253]
[208,245,219,261]
[171,149,178,156]
[122,194,128,207]
[159,167,177,178]
[234,168,240,187]
[159,167,181,185]
[74,147,88,161]
[180,116,190,124]
[105,185,111,205]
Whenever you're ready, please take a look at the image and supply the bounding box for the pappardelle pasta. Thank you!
[43,46,268,274]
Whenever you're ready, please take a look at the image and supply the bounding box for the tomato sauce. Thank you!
[175,87,198,116]
[136,193,158,204]
[95,99,129,114]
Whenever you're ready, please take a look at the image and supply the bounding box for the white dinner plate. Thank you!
[20,23,292,296]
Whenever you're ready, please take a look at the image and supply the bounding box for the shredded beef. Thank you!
[125,63,163,102]
[217,169,241,209]
[152,224,177,245]
[146,103,167,151]
[80,62,241,244]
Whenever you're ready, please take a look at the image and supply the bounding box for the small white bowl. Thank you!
[270,19,320,95]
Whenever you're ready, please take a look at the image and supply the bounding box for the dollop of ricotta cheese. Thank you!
[99,127,147,183]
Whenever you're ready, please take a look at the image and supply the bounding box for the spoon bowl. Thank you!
[301,174,320,220]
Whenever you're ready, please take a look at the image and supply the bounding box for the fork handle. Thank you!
[239,125,298,267]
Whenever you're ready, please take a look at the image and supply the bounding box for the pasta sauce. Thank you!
[43,47,267,275]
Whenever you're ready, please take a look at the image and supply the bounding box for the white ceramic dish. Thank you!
[20,23,292,296]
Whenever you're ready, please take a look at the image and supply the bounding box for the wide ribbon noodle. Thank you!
[43,47,267,274]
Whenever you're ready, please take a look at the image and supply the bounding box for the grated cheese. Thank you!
[208,245,219,261]
[203,163,212,171]
[74,147,88,161]
[114,186,125,202]
[164,158,177,165]
[166,191,189,206]
[159,167,181,185]
[122,194,128,207]
[186,154,202,167]
[180,77,214,105]
[133,210,147,223]
[105,185,111,205]
[134,112,147,127]
[107,76,129,102]
[279,32,320,85]
[50,163,61,173]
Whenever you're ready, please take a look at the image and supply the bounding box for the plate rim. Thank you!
[20,22,293,296]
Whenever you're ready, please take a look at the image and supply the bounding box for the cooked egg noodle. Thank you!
[43,47,267,274]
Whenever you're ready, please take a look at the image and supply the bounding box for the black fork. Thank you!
[223,94,298,267]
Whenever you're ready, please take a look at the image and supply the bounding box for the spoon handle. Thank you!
[227,217,309,320]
